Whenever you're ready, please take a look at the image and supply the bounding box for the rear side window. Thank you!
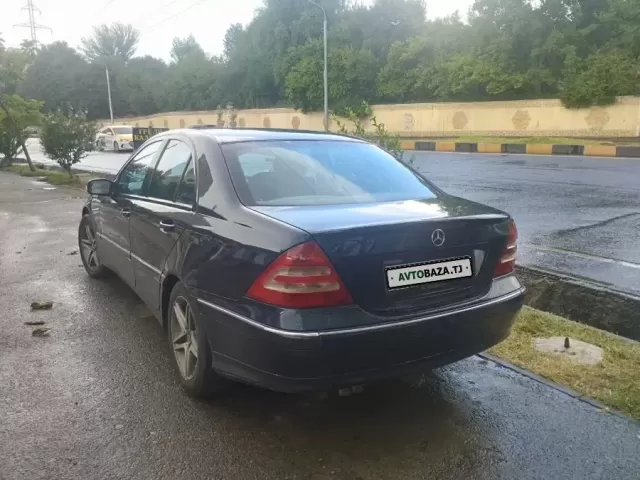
[147,140,192,202]
[222,140,437,206]
[175,160,196,205]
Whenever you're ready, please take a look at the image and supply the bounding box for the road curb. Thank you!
[408,141,639,158]
[477,353,638,424]
[515,265,640,342]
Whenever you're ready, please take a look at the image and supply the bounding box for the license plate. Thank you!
[386,257,472,289]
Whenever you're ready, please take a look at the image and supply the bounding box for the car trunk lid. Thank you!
[251,197,510,316]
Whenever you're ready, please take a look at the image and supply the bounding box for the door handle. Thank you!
[159,220,176,232]
[120,208,130,218]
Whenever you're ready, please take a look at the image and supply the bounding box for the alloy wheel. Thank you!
[171,296,199,380]
[80,222,100,271]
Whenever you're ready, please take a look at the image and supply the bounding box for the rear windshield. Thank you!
[113,127,132,134]
[221,140,438,206]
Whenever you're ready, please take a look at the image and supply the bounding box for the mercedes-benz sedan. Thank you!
[79,128,525,396]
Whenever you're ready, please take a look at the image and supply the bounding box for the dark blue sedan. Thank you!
[79,128,525,396]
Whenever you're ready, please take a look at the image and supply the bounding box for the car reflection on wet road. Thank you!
[1,172,639,480]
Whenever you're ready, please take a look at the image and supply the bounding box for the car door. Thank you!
[102,128,115,150]
[128,138,197,312]
[96,128,108,149]
[97,140,164,288]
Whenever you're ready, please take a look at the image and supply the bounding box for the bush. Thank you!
[333,101,414,166]
[560,49,639,108]
[39,109,96,176]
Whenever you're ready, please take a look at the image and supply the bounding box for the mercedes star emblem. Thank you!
[431,229,445,246]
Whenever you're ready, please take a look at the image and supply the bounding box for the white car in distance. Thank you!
[95,125,134,153]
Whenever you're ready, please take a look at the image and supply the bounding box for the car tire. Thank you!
[78,214,112,279]
[113,141,120,153]
[167,281,228,397]
[96,139,104,151]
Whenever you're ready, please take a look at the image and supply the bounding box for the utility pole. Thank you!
[307,0,329,131]
[105,66,114,124]
[14,0,51,45]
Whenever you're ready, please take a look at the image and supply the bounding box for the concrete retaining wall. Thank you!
[105,96,640,138]
[517,266,640,341]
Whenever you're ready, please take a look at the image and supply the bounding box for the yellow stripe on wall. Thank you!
[399,140,417,150]
[477,143,502,153]
[526,144,553,155]
[435,142,456,152]
[584,145,617,157]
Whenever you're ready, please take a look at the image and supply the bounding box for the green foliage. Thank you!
[283,39,379,114]
[560,49,640,108]
[11,1,640,119]
[6,164,83,186]
[334,102,410,165]
[0,95,42,167]
[39,109,96,175]
[0,48,31,95]
[21,42,91,113]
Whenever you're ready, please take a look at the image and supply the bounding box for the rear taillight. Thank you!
[247,241,353,308]
[494,220,518,277]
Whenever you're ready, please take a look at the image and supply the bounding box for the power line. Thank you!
[133,0,186,27]
[97,0,121,15]
[13,0,51,44]
[140,0,209,31]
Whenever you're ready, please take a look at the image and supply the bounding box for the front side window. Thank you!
[112,126,132,135]
[116,141,162,195]
[147,140,192,202]
[222,140,438,206]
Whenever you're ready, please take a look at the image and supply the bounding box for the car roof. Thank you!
[165,128,365,144]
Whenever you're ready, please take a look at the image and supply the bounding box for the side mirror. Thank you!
[87,178,113,196]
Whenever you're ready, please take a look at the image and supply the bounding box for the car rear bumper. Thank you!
[195,276,525,393]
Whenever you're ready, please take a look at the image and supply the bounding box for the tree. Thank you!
[0,94,42,169]
[22,42,92,113]
[5,0,640,117]
[283,39,378,113]
[80,23,139,63]
[223,24,244,59]
[171,35,206,63]
[39,109,96,176]
[120,56,168,115]
[560,49,639,108]
[0,48,31,95]
[20,40,39,57]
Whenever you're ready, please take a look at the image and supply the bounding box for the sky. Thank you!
[1,0,473,60]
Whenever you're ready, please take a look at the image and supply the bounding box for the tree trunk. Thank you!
[0,95,36,172]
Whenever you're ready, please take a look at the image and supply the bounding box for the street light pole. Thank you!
[307,0,328,131]
[105,66,114,124]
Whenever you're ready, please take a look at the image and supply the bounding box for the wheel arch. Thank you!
[161,273,181,330]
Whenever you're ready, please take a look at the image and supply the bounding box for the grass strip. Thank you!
[490,306,640,419]
[5,164,93,187]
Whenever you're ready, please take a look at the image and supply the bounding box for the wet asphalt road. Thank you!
[25,139,640,295]
[413,152,640,296]
[1,172,639,480]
